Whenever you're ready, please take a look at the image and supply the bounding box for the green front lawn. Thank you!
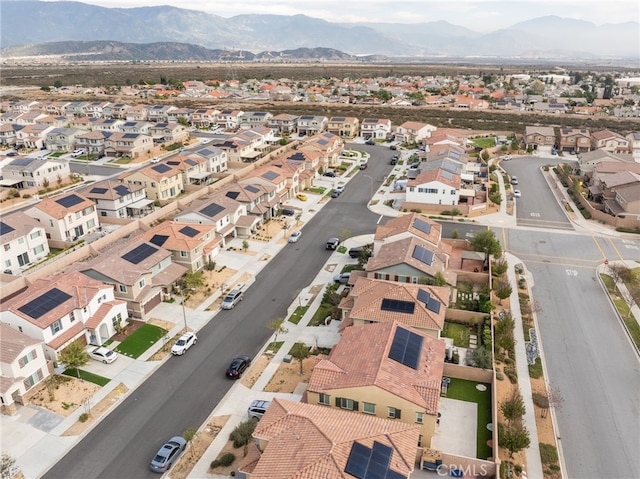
[444,378,493,460]
[288,305,309,325]
[601,274,640,349]
[63,369,111,386]
[115,324,167,359]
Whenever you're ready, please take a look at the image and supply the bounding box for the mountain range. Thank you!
[1,1,638,62]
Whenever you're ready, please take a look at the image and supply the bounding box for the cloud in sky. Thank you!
[48,0,639,32]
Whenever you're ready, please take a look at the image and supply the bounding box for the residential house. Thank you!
[192,145,228,174]
[306,320,445,449]
[85,101,111,118]
[267,113,298,134]
[45,127,83,152]
[299,131,344,169]
[239,398,420,479]
[74,130,110,156]
[0,123,19,147]
[216,109,244,130]
[103,132,153,159]
[125,105,149,122]
[28,192,99,242]
[102,102,131,119]
[327,116,360,139]
[119,161,183,202]
[557,128,591,154]
[245,163,299,202]
[173,194,248,244]
[190,109,219,129]
[79,239,187,318]
[0,271,129,361]
[138,221,220,272]
[524,126,556,153]
[239,111,273,129]
[166,107,192,124]
[280,149,323,188]
[608,183,640,219]
[406,168,462,206]
[90,118,125,132]
[625,132,640,160]
[146,105,177,123]
[373,213,444,251]
[0,324,50,415]
[360,117,392,140]
[591,130,630,154]
[218,182,279,225]
[149,122,189,145]
[0,211,49,274]
[211,138,257,163]
[396,121,437,144]
[79,180,152,218]
[297,115,328,136]
[14,124,54,150]
[366,235,456,286]
[163,155,209,187]
[339,277,448,337]
[0,157,71,189]
[577,150,636,176]
[14,112,48,126]
[120,121,153,135]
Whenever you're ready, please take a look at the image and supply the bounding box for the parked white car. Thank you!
[88,346,118,364]
[288,231,302,243]
[171,332,197,355]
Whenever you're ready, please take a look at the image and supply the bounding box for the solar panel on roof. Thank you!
[363,118,376,123]
[317,139,328,145]
[198,148,213,155]
[89,187,108,195]
[225,191,240,200]
[149,234,169,246]
[200,203,224,218]
[381,299,415,314]
[299,115,314,120]
[151,164,171,173]
[332,117,345,121]
[55,194,85,208]
[179,225,199,238]
[344,442,369,478]
[412,245,434,265]
[262,171,278,181]
[18,288,72,319]
[323,132,332,138]
[388,326,423,370]
[344,441,403,479]
[114,185,130,196]
[0,221,15,236]
[441,170,454,180]
[123,133,137,138]
[417,289,441,313]
[185,159,197,166]
[413,218,432,235]
[121,243,159,264]
[245,185,259,193]
[167,161,180,165]
[11,158,33,166]
[254,112,266,116]
[289,152,305,161]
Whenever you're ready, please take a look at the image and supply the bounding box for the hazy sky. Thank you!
[47,0,639,33]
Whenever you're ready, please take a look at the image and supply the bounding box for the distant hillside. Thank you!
[1,1,638,61]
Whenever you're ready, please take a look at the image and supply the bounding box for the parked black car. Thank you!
[226,356,251,379]
[349,246,373,259]
[365,139,376,145]
[281,208,295,216]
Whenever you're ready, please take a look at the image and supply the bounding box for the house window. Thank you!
[418,435,423,447]
[75,212,81,220]
[5,260,11,268]
[318,393,330,405]
[363,402,376,414]
[388,407,401,419]
[18,349,38,368]
[33,245,45,255]
[119,284,127,293]
[139,279,145,288]
[335,397,358,411]
[87,219,95,229]
[3,244,9,252]
[69,311,75,322]
[30,231,41,239]
[50,320,62,334]
[18,237,24,244]
[23,369,44,391]
[416,412,424,424]
[180,251,188,257]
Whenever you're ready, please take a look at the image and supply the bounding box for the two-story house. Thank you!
[45,127,84,153]
[173,195,248,245]
[306,320,445,449]
[239,398,420,478]
[327,116,360,139]
[79,180,151,218]
[120,120,153,135]
[119,162,184,202]
[219,182,279,224]
[297,115,328,136]
[0,271,129,361]
[216,109,244,130]
[163,155,209,187]
[190,109,220,129]
[557,128,592,154]
[238,111,273,129]
[74,130,110,156]
[138,221,220,272]
[0,211,50,274]
[267,113,298,134]
[299,131,344,169]
[191,146,228,174]
[591,129,629,154]
[149,122,189,145]
[103,132,153,159]
[360,117,392,140]
[625,132,640,160]
[28,192,99,242]
[406,168,462,206]
[79,240,187,318]
[0,324,50,415]
[14,124,54,151]
[523,125,556,153]
[396,121,437,144]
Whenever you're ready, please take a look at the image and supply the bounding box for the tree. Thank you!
[495,280,513,305]
[267,317,288,343]
[0,452,18,479]
[500,388,526,426]
[499,421,531,458]
[492,258,509,276]
[53,80,63,88]
[433,271,447,287]
[469,229,502,269]
[183,427,199,459]
[289,342,310,376]
[467,346,493,369]
[59,342,89,378]
[181,271,205,291]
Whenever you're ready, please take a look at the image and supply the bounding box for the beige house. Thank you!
[119,161,184,202]
[339,277,448,337]
[103,131,153,159]
[149,122,189,145]
[0,211,50,274]
[327,116,360,139]
[138,221,220,272]
[524,125,556,152]
[396,121,437,144]
[306,320,445,449]
[360,117,392,140]
[0,157,71,189]
[557,128,591,154]
[240,398,420,478]
[299,131,344,169]
[0,324,50,415]
[28,192,100,242]
[590,129,629,154]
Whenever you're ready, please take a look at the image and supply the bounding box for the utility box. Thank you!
[283,354,292,363]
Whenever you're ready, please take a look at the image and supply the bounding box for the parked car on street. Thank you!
[335,185,344,193]
[511,176,518,185]
[326,237,341,250]
[390,144,397,150]
[390,156,398,165]
[513,189,522,198]
[226,356,251,379]
[171,332,197,356]
[365,139,376,145]
[331,190,340,198]
[288,231,302,243]
[149,436,186,473]
[88,346,118,364]
[221,289,244,309]
[359,163,368,170]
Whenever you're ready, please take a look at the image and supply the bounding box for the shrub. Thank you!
[210,452,236,468]
[79,413,89,422]
[229,419,257,448]
[504,365,518,383]
[539,443,559,464]
[528,358,543,379]
[496,372,505,381]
